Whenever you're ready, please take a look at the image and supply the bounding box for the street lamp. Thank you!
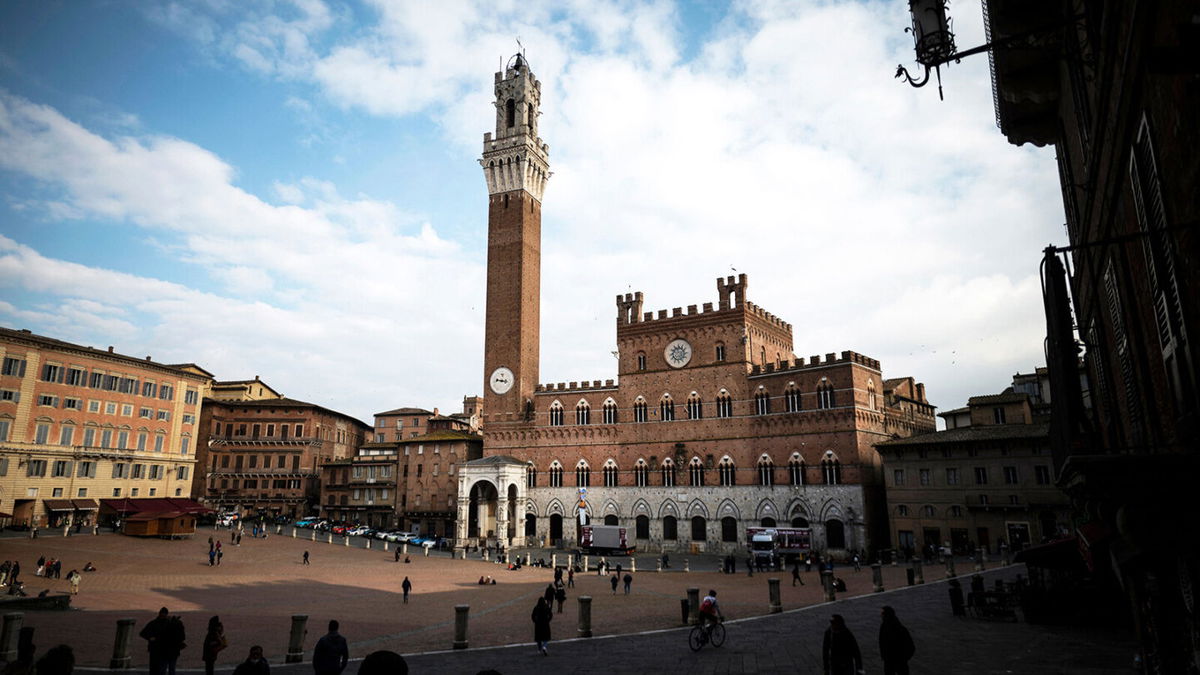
[895,0,957,99]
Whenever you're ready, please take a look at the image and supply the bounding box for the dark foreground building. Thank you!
[980,1,1199,671]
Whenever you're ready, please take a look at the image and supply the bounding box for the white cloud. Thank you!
[2,0,1067,421]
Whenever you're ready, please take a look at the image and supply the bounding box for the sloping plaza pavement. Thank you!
[0,529,1133,673]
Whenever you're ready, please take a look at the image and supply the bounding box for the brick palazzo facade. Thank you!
[457,56,935,557]
[0,327,208,528]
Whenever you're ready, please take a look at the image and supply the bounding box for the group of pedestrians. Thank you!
[608,572,633,594]
[207,538,225,566]
[1,557,84,596]
[822,606,916,675]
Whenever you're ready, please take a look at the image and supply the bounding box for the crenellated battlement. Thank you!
[615,273,789,332]
[535,379,618,393]
[743,301,791,332]
[748,350,881,376]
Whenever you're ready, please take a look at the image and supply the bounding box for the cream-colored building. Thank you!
[0,327,209,527]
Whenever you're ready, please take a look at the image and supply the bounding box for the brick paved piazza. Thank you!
[2,532,1132,673]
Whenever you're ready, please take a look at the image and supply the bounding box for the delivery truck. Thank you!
[579,525,635,555]
[746,527,812,567]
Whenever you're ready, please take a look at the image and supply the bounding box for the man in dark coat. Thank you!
[140,607,186,675]
[401,577,412,604]
[312,620,348,675]
[878,605,915,675]
[822,614,862,675]
[531,597,553,655]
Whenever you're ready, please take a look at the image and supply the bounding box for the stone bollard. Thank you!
[577,596,593,638]
[0,613,22,662]
[913,559,925,584]
[526,552,532,565]
[286,615,307,663]
[276,525,282,535]
[552,553,557,569]
[109,618,135,669]
[366,539,371,550]
[821,571,836,602]
[657,559,662,573]
[383,541,389,552]
[686,588,700,625]
[460,548,467,560]
[583,555,589,572]
[403,543,409,555]
[424,545,430,557]
[327,533,333,544]
[453,605,469,649]
[292,528,297,539]
[975,547,986,571]
[311,530,316,541]
[483,548,489,561]
[945,556,957,578]
[872,564,884,592]
[684,559,690,572]
[631,558,637,573]
[344,535,349,547]
[768,578,782,613]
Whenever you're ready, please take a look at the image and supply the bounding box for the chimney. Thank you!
[108,346,114,353]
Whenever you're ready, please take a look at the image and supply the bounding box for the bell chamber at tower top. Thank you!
[481,53,551,201]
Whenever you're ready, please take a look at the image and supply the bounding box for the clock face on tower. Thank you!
[664,338,693,369]
[489,367,515,395]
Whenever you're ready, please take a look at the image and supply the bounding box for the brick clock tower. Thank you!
[481,54,550,423]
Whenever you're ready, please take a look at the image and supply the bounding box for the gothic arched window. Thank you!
[686,393,702,419]
[549,401,564,426]
[660,395,675,422]
[526,464,537,488]
[661,458,676,487]
[549,461,563,488]
[603,460,618,487]
[755,388,770,415]
[505,98,515,128]
[789,453,805,486]
[817,380,836,409]
[602,398,618,424]
[715,390,733,418]
[785,385,801,412]
[633,397,648,423]
[575,400,590,425]
[821,454,842,485]
[634,459,648,487]
[757,455,775,486]
[867,379,878,410]
[718,457,736,486]
[575,461,590,488]
[689,457,705,487]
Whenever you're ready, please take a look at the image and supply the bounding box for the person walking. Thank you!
[303,551,310,565]
[747,554,754,577]
[544,583,556,607]
[232,645,270,675]
[531,597,553,656]
[567,568,574,588]
[66,569,81,595]
[394,548,400,563]
[792,561,805,586]
[879,606,915,675]
[401,577,412,604]
[554,582,566,613]
[312,620,349,675]
[140,607,186,675]
[610,574,618,594]
[202,616,228,675]
[216,548,224,566]
[208,549,217,567]
[622,572,632,595]
[822,614,862,675]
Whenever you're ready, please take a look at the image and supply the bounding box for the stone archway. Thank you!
[467,480,498,539]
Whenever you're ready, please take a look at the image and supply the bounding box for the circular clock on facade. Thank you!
[489,367,515,394]
[664,338,693,369]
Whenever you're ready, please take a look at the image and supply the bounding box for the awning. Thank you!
[72,499,99,511]
[126,511,187,522]
[1013,536,1085,570]
[0,511,13,518]
[43,499,76,511]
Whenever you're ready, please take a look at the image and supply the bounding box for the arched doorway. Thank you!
[761,517,777,527]
[549,514,564,543]
[604,514,618,526]
[635,515,650,539]
[691,516,707,541]
[826,519,846,549]
[525,513,537,537]
[507,484,519,540]
[721,517,738,542]
[791,516,809,528]
[467,480,498,538]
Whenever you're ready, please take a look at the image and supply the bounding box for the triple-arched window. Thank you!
[602,398,618,424]
[789,453,805,486]
[715,390,733,418]
[718,457,736,486]
[817,380,836,409]
[755,389,770,415]
[686,392,703,419]
[660,395,675,422]
[633,397,648,423]
[526,464,537,488]
[821,454,842,485]
[549,401,564,426]
[575,400,590,425]
[575,461,591,488]
[661,458,676,487]
[758,455,774,486]
[602,460,618,487]
[549,461,563,488]
[689,457,705,486]
[634,459,648,487]
[785,385,802,412]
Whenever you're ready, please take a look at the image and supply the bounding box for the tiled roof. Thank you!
[968,392,1029,405]
[876,422,1049,447]
[203,397,370,429]
[0,326,210,380]
[400,430,482,443]
[374,407,434,416]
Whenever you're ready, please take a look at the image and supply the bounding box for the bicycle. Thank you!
[688,617,726,651]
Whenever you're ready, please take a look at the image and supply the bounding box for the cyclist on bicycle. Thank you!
[698,589,723,627]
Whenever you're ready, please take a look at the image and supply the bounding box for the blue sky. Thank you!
[0,0,1065,424]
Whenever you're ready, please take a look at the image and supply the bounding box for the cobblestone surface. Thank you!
[0,530,1133,673]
